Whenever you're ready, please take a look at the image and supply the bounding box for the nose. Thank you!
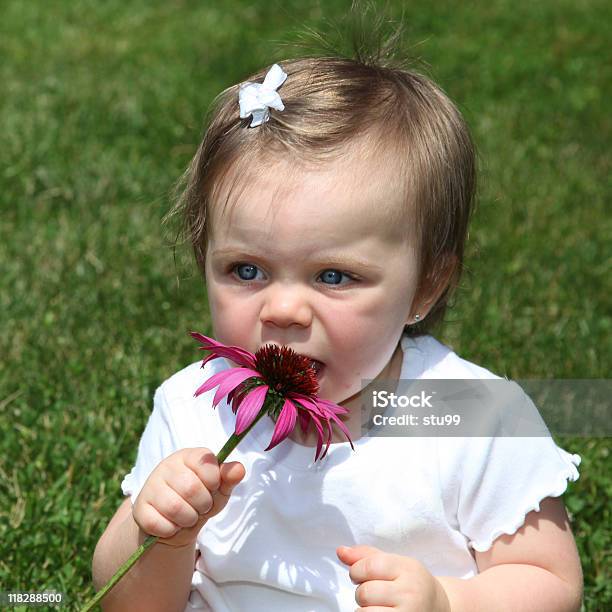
[260,284,313,329]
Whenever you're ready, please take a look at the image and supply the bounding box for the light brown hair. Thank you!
[166,38,477,337]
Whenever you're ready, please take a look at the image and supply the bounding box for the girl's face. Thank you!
[204,155,421,410]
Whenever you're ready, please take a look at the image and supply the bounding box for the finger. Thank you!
[165,469,214,516]
[355,607,394,611]
[218,461,246,495]
[200,462,246,519]
[155,484,200,528]
[182,448,221,493]
[337,545,382,566]
[136,501,180,538]
[355,579,398,608]
[349,553,400,584]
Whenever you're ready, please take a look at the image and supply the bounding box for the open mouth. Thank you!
[311,360,325,377]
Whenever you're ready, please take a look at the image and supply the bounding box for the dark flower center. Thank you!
[254,344,319,397]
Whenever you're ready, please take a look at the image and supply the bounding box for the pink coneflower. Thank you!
[191,332,354,461]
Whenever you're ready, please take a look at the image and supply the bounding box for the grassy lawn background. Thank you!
[0,1,609,609]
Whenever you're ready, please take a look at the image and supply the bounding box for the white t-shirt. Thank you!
[121,334,581,612]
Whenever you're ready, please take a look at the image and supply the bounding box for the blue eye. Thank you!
[234,264,261,281]
[230,264,354,286]
[319,269,351,285]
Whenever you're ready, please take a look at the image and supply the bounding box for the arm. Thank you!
[338,496,583,611]
[92,498,196,612]
[437,496,584,612]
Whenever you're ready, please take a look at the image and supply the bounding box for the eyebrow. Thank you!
[210,248,383,272]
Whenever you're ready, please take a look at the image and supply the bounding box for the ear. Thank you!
[407,253,458,325]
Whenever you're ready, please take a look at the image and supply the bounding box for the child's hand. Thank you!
[337,545,451,612]
[132,448,245,548]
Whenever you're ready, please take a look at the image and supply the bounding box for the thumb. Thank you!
[218,461,246,493]
[200,462,246,521]
[336,544,382,565]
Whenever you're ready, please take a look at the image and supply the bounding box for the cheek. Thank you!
[205,285,255,347]
[322,299,405,370]
[327,293,406,343]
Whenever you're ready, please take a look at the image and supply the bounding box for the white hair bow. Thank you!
[238,63,288,127]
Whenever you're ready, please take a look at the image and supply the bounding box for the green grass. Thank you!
[0,1,609,609]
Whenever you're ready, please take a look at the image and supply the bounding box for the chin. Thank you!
[322,382,361,407]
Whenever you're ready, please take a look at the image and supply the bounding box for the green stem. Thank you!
[81,408,268,611]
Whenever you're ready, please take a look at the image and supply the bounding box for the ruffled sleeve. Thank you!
[120,384,181,505]
[438,406,581,553]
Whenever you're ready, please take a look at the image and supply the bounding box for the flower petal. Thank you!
[316,397,349,416]
[288,394,337,460]
[324,411,355,451]
[235,385,269,435]
[299,410,325,461]
[265,399,297,451]
[190,332,257,369]
[288,392,321,415]
[194,367,261,405]
[315,415,333,460]
[200,353,221,369]
[211,369,261,408]
[298,410,310,435]
[194,370,236,398]
[228,384,250,414]
[290,395,354,457]
[336,420,355,450]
